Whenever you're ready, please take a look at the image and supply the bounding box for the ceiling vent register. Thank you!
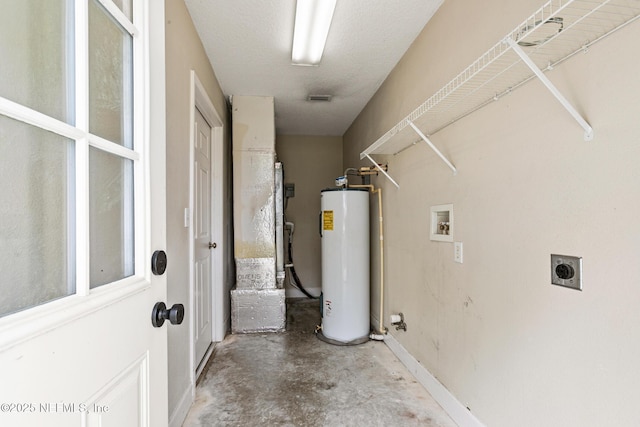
[307,95,332,102]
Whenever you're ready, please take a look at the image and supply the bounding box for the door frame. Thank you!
[188,70,225,381]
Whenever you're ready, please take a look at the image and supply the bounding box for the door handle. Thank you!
[208,242,217,249]
[151,302,185,327]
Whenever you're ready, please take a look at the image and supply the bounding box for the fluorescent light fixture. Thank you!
[292,0,337,66]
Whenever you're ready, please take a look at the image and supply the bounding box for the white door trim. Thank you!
[188,70,224,378]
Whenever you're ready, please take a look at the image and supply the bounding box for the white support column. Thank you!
[505,37,594,141]
[408,121,457,175]
[364,153,400,188]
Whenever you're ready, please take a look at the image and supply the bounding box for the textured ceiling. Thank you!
[184,0,443,136]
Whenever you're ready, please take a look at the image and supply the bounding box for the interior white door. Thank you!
[193,107,213,370]
[0,1,168,426]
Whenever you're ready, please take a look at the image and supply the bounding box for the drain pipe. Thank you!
[348,183,387,335]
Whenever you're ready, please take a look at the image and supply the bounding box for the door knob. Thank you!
[208,242,217,249]
[151,302,185,327]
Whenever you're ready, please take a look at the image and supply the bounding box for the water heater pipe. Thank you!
[348,184,387,335]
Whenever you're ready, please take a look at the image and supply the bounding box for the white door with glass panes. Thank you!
[0,1,170,426]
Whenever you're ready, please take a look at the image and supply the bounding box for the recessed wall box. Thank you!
[551,254,582,291]
[430,204,453,242]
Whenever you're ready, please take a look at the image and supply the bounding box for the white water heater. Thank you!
[320,188,370,344]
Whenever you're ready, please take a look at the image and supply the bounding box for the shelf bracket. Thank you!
[505,37,594,141]
[408,121,457,175]
[364,153,400,188]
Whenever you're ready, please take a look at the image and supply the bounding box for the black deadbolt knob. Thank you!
[151,250,168,275]
[555,263,575,280]
[151,302,185,327]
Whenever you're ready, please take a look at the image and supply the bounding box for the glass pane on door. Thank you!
[89,148,134,288]
[0,0,73,124]
[88,0,133,148]
[0,116,74,317]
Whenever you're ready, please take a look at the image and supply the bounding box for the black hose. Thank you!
[287,240,317,299]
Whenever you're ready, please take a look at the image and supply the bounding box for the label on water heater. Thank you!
[323,211,334,231]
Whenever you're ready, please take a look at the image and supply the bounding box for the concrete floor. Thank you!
[183,299,456,427]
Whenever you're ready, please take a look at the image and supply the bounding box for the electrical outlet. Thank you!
[551,254,582,291]
[454,242,463,263]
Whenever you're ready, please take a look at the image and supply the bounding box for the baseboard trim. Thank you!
[168,384,194,427]
[195,343,216,381]
[384,334,485,427]
[221,314,230,340]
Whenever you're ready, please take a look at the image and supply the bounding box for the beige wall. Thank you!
[344,1,640,426]
[276,135,343,297]
[165,0,231,424]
